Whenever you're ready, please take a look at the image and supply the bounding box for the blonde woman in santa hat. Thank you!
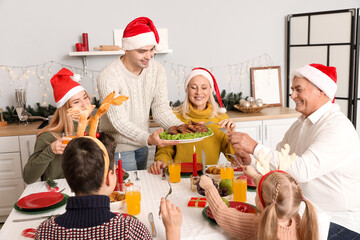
[148,67,236,175]
[97,17,183,171]
[228,63,360,239]
[23,68,92,184]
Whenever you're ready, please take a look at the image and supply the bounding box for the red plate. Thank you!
[181,162,203,173]
[17,192,64,209]
[206,201,257,219]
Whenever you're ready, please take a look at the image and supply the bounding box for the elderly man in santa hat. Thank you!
[97,17,182,171]
[228,63,360,239]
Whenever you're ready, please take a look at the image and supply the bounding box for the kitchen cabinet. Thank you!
[0,135,36,222]
[235,118,298,149]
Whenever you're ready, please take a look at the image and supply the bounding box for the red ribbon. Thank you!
[22,228,36,238]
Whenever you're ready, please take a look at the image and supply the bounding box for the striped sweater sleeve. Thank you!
[203,184,258,239]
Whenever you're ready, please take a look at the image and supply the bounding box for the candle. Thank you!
[193,145,197,177]
[75,43,83,51]
[82,33,89,51]
[118,159,123,191]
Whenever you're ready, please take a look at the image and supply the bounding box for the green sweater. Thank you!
[23,132,63,184]
[155,103,235,165]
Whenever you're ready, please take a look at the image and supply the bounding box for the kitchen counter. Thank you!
[0,121,42,137]
[0,107,300,136]
[150,106,300,127]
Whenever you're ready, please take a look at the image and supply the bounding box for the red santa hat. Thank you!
[50,68,85,108]
[184,67,226,113]
[122,17,162,51]
[293,63,337,102]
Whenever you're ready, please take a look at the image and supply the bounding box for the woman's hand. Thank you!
[161,198,182,240]
[50,138,70,154]
[218,119,236,133]
[148,160,167,175]
[148,128,179,147]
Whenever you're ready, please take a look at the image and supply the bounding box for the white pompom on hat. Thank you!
[122,17,162,51]
[293,63,337,102]
[184,67,226,113]
[50,68,85,108]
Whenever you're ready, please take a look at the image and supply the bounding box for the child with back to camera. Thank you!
[35,132,182,240]
[199,144,319,240]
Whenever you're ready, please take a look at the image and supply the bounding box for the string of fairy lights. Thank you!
[0,54,273,106]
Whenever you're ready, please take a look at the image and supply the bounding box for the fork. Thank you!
[225,153,243,167]
[204,121,227,133]
[158,181,172,218]
[135,171,140,181]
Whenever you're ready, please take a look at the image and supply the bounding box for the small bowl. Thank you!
[109,191,126,211]
[110,199,125,211]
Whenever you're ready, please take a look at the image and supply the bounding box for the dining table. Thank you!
[0,170,256,240]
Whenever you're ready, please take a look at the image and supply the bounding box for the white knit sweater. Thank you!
[97,58,182,152]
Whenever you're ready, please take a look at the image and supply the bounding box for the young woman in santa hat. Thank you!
[148,67,236,175]
[23,68,92,184]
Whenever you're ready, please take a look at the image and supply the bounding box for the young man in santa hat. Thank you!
[228,63,360,239]
[97,17,183,171]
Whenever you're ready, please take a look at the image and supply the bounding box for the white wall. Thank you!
[1,0,359,109]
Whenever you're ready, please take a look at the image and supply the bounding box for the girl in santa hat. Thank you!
[148,67,236,175]
[23,68,93,184]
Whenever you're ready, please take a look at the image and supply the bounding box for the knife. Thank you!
[202,150,206,175]
[13,215,51,222]
[148,212,157,238]
[162,168,166,180]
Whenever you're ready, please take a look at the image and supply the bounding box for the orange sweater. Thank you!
[203,182,300,239]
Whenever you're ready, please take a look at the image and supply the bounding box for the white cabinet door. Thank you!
[0,153,22,180]
[235,120,262,143]
[19,135,36,170]
[262,118,297,149]
[0,178,24,220]
[0,136,19,153]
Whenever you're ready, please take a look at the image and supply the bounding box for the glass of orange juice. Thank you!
[62,132,76,144]
[125,185,141,215]
[168,160,181,183]
[220,163,234,180]
[233,175,247,202]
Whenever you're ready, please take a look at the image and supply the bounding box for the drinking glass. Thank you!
[62,132,76,144]
[220,163,234,180]
[125,185,141,215]
[168,160,181,183]
[233,175,247,202]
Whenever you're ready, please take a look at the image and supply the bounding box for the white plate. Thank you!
[161,133,213,144]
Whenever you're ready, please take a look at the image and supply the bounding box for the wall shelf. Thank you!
[68,49,173,75]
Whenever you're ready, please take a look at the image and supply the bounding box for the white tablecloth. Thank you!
[0,170,256,240]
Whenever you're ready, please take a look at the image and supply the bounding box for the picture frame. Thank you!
[250,66,282,106]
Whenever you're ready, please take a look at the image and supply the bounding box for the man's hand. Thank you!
[148,160,167,175]
[161,198,182,240]
[148,128,179,147]
[228,132,258,154]
[51,138,70,154]
[234,149,252,165]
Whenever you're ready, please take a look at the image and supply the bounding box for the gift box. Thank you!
[188,197,207,208]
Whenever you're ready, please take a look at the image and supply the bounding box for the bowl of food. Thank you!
[206,165,221,183]
[109,191,126,211]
